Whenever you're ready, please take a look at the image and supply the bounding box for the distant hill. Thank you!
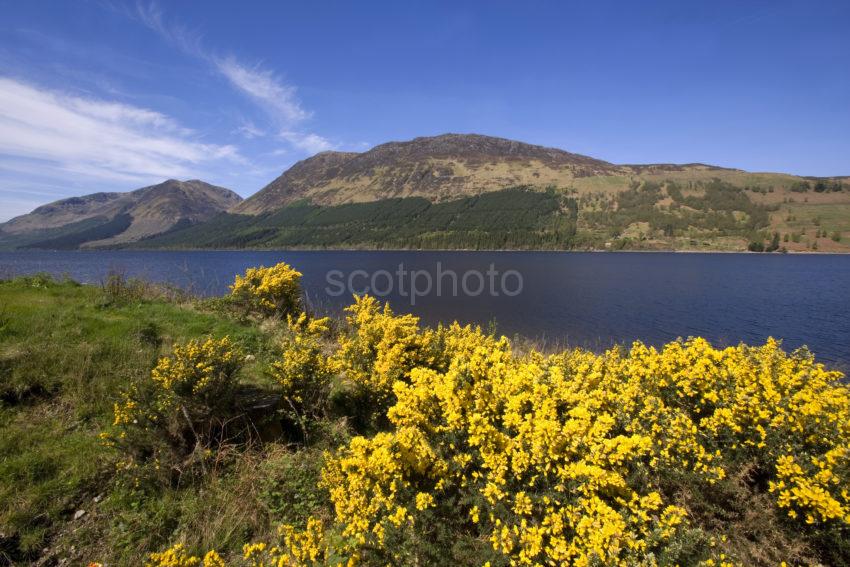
[0,180,241,249]
[134,187,578,250]
[188,134,850,252]
[234,133,797,216]
[5,134,850,252]
[233,133,625,214]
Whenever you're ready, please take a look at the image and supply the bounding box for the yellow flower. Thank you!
[140,289,850,566]
[229,262,303,318]
[415,492,435,510]
[146,544,200,567]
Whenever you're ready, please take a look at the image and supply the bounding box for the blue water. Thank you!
[1,250,849,368]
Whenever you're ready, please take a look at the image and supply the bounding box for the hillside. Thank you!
[232,133,843,213]
[220,133,848,252]
[5,134,850,252]
[0,180,242,249]
[137,187,578,250]
[232,134,619,214]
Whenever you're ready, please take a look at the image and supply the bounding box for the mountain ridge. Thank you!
[231,133,819,215]
[233,133,627,214]
[0,179,242,249]
[4,133,849,252]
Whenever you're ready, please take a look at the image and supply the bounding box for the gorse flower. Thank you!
[334,295,442,405]
[269,313,338,436]
[146,543,200,567]
[103,336,243,483]
[270,314,336,398]
[116,288,849,566]
[318,330,850,565]
[151,337,241,402]
[229,262,303,318]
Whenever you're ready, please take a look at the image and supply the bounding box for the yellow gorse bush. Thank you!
[334,295,443,404]
[269,313,339,436]
[229,262,303,318]
[151,337,241,401]
[146,543,202,567]
[271,313,336,399]
[132,292,849,565]
[323,333,850,564]
[146,519,345,567]
[104,336,243,481]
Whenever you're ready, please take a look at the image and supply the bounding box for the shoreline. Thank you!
[3,247,849,255]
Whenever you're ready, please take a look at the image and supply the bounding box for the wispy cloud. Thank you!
[133,1,205,59]
[133,1,335,154]
[235,120,266,139]
[279,131,335,154]
[0,76,242,188]
[216,57,310,125]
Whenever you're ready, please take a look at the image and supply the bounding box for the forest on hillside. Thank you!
[137,187,579,250]
[134,181,789,252]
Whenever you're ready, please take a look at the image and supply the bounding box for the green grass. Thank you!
[779,203,850,234]
[0,276,279,563]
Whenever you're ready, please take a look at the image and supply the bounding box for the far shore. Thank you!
[3,247,849,255]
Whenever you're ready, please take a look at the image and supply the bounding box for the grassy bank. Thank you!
[0,275,287,564]
[1,271,849,566]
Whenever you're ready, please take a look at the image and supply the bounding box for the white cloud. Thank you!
[0,76,242,186]
[69,97,190,135]
[134,1,205,60]
[279,131,336,154]
[216,57,310,126]
[133,1,334,155]
[235,120,266,139]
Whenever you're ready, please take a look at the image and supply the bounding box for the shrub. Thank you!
[258,447,329,527]
[229,263,303,318]
[122,295,850,565]
[150,337,241,407]
[334,295,440,409]
[268,313,337,440]
[316,336,850,565]
[103,337,244,485]
[101,269,146,304]
[99,270,188,306]
[145,520,330,567]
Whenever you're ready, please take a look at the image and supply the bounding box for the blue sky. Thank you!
[1,0,849,221]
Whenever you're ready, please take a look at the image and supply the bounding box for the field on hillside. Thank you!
[2,267,850,566]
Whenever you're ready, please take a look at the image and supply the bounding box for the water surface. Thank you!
[2,250,848,368]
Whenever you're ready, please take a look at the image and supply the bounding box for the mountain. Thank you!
[233,133,625,214]
[203,133,846,252]
[234,133,784,216]
[6,134,849,252]
[0,180,241,249]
